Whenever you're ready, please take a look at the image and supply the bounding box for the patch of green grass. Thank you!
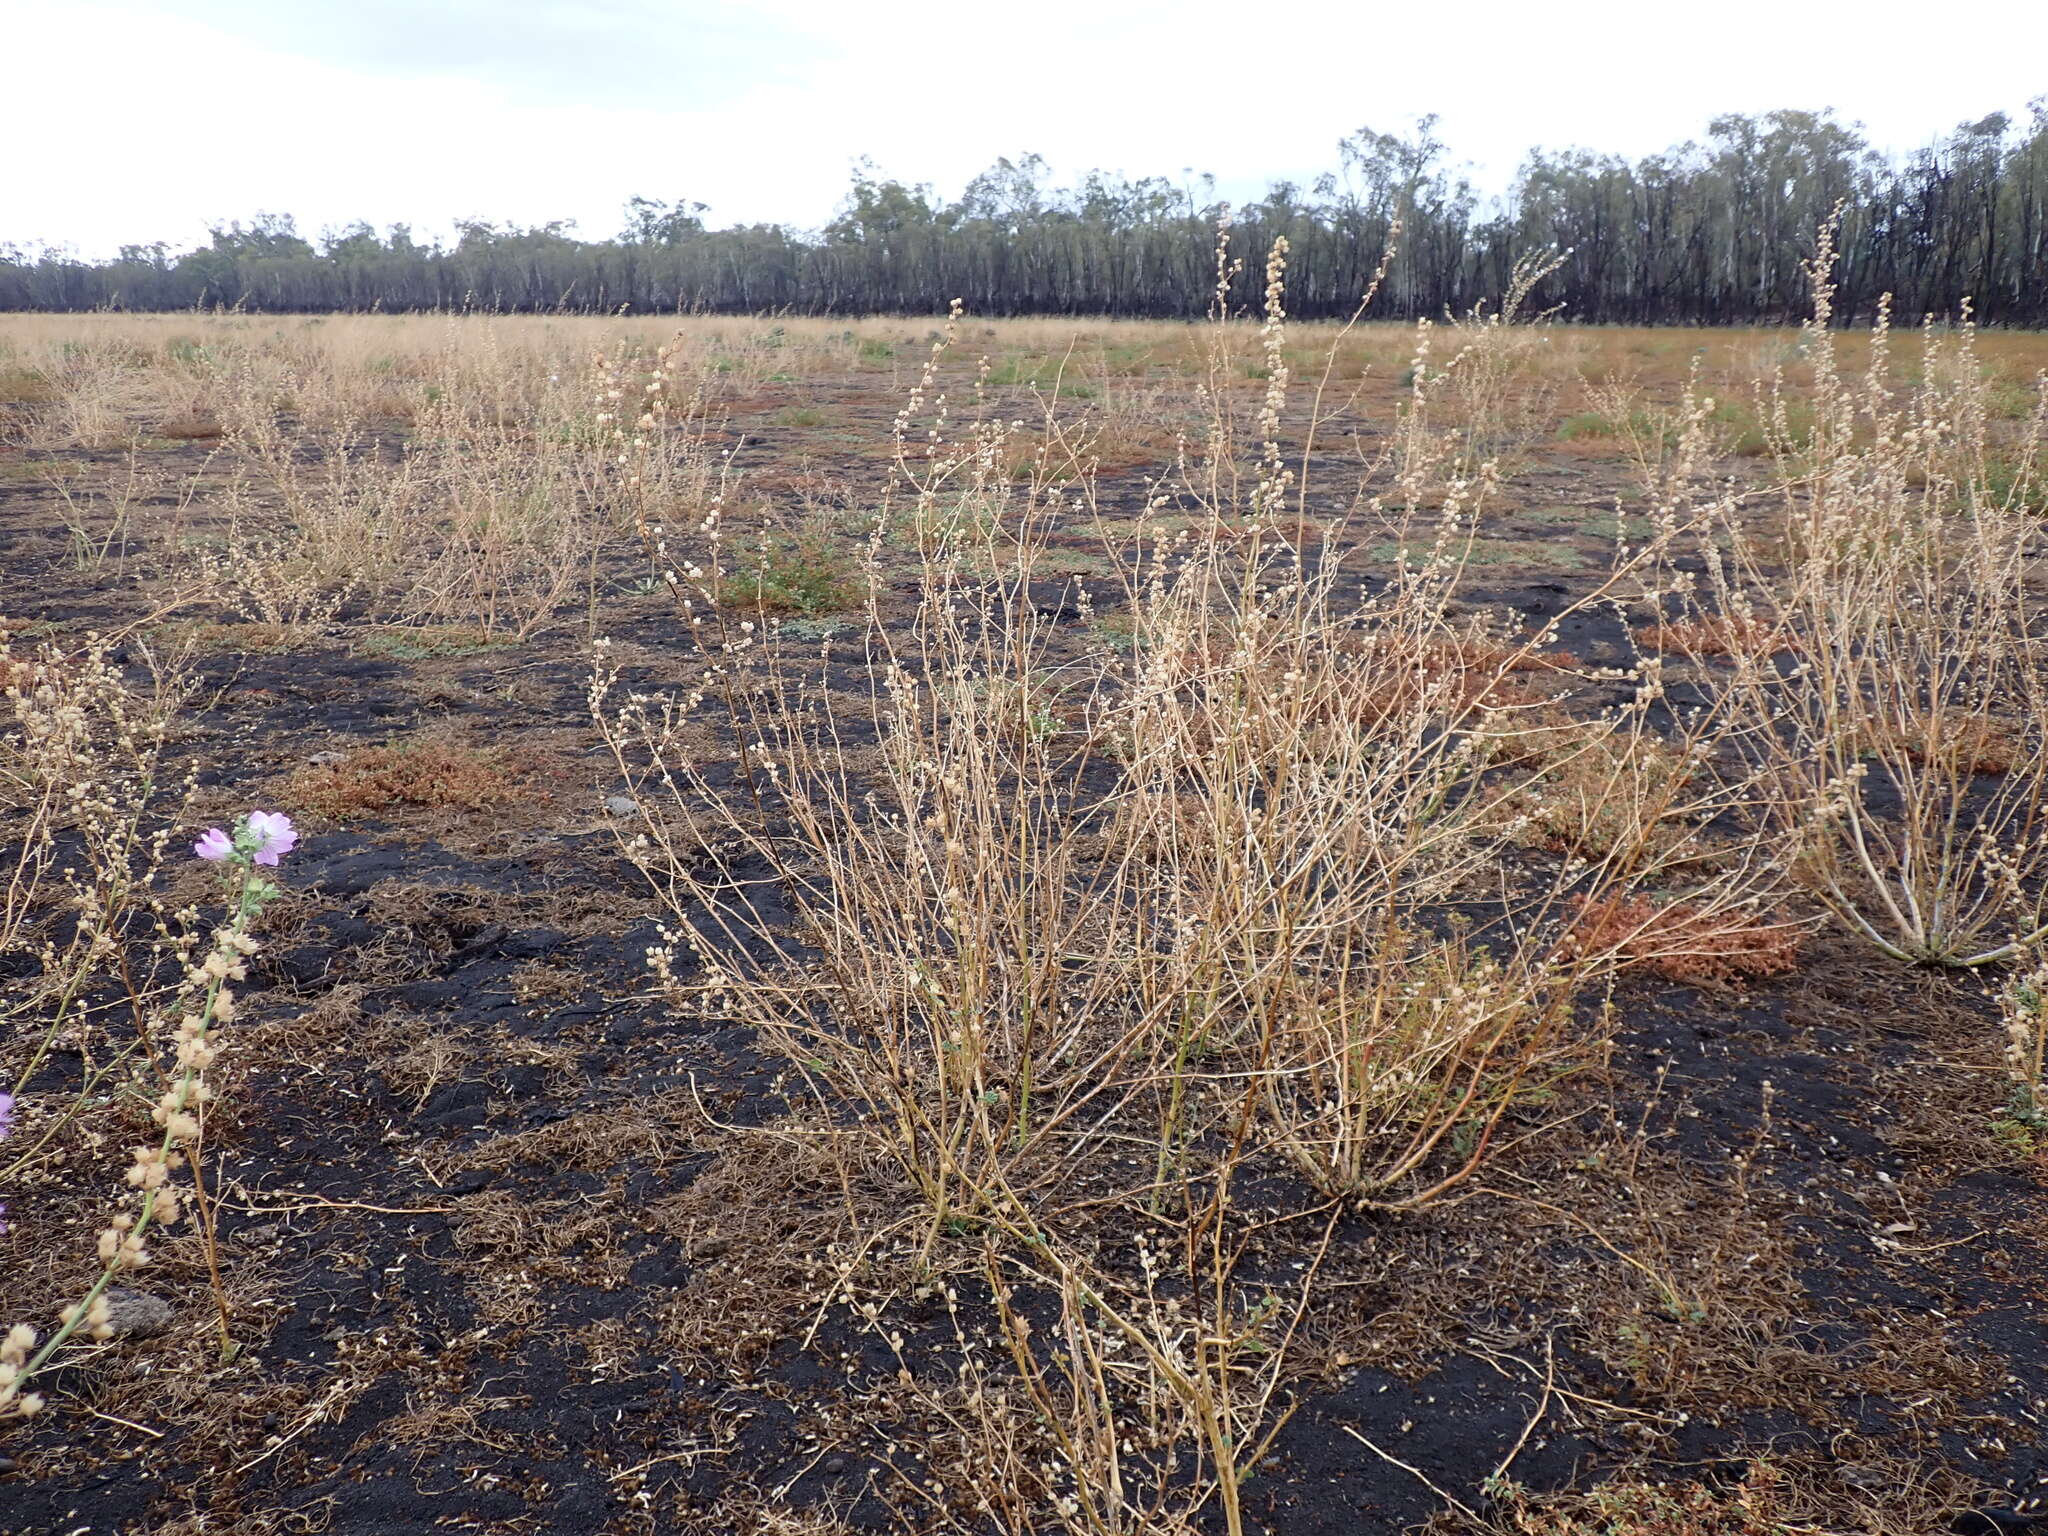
[1029,547,1117,578]
[1099,342,1153,375]
[1366,537,1592,573]
[0,457,85,482]
[1556,412,1613,441]
[1986,376,2040,422]
[1089,611,1137,652]
[984,354,1077,390]
[772,406,826,428]
[166,338,218,368]
[1558,407,1673,446]
[1981,454,2048,514]
[355,626,520,662]
[1711,397,1813,457]
[154,620,312,655]
[741,528,864,616]
[1086,514,1199,541]
[772,615,852,643]
[1523,505,1654,541]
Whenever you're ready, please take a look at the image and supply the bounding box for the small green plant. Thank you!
[1558,406,1672,446]
[740,528,862,616]
[354,625,518,661]
[1980,452,2047,514]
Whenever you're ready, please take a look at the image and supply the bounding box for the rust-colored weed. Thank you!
[288,740,518,819]
[153,413,224,441]
[1634,614,1795,658]
[1569,895,1804,986]
[1856,709,2023,776]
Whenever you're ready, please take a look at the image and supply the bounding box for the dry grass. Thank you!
[285,739,519,818]
[587,245,1808,1533]
[1567,894,1807,986]
[4,228,2047,1529]
[1632,229,2048,966]
[1633,613,1795,659]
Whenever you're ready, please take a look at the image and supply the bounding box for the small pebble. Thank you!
[102,1287,175,1340]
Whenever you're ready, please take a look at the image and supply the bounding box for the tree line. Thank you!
[7,106,2048,325]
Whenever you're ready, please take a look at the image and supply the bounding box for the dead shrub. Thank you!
[287,740,518,818]
[1634,613,1795,659]
[1514,726,1701,862]
[154,412,224,441]
[1502,1464,1790,1535]
[1324,632,1564,729]
[1853,707,2024,777]
[1568,895,1805,986]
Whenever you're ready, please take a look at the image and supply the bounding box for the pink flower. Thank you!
[246,810,297,866]
[194,828,234,862]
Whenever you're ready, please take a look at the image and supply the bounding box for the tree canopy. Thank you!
[7,105,2047,323]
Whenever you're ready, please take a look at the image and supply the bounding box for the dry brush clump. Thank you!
[1,632,197,1072]
[1565,894,1805,987]
[0,315,748,648]
[188,335,722,642]
[591,236,1803,1533]
[1635,223,2048,968]
[1,622,299,1418]
[285,739,520,820]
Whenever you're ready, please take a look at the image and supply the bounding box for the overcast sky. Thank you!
[7,0,2047,259]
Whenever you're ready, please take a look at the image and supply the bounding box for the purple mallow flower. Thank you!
[246,811,298,866]
[194,812,298,867]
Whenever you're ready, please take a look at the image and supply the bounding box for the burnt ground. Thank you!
[2,363,2046,1536]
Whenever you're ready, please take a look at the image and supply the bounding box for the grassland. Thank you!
[2,279,2046,1536]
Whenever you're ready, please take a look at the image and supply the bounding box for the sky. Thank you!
[6,0,2048,260]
